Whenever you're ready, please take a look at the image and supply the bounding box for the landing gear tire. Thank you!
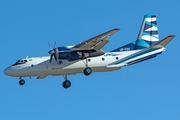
[62,80,71,89]
[19,79,25,86]
[83,67,92,76]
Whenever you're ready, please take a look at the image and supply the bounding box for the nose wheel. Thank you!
[62,80,71,88]
[62,75,71,89]
[19,79,25,85]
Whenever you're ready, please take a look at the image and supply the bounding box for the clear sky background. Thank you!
[0,0,179,120]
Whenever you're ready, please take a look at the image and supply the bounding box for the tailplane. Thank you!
[111,14,159,52]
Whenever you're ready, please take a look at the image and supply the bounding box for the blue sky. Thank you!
[0,0,179,120]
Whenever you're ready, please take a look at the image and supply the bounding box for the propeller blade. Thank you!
[48,43,51,50]
[50,55,53,63]
[53,41,56,49]
[54,54,57,61]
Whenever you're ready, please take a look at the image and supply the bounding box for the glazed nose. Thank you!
[4,66,12,76]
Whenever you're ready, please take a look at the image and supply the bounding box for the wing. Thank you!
[72,28,120,50]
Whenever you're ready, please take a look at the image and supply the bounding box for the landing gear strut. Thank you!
[62,75,71,89]
[19,77,25,86]
[83,58,92,76]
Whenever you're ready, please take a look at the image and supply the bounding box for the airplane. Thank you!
[4,14,175,89]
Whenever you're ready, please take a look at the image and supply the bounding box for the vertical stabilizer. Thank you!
[136,14,159,48]
[111,14,159,52]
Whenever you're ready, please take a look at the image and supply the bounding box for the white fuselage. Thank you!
[4,47,165,79]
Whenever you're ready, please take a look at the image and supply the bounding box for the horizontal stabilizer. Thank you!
[153,35,176,47]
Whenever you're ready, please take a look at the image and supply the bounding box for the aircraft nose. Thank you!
[4,66,12,76]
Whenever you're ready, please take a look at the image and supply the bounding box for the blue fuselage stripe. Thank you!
[115,48,161,64]
[126,52,162,65]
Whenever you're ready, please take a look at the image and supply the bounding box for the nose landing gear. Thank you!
[62,75,71,89]
[62,80,71,88]
[19,78,25,86]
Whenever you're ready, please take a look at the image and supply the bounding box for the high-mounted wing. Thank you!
[72,28,120,50]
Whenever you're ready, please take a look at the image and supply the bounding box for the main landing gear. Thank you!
[19,77,25,86]
[62,75,71,89]
[83,58,92,76]
[61,58,92,89]
[83,67,92,76]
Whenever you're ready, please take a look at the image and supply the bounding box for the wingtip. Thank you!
[168,35,176,37]
[113,28,120,30]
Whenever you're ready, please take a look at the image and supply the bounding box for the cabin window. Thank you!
[116,57,119,60]
[102,58,105,61]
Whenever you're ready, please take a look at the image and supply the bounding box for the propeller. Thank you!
[48,42,57,63]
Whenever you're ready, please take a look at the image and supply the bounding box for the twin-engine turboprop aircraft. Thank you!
[4,14,175,89]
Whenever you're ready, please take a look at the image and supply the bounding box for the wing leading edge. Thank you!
[72,28,120,50]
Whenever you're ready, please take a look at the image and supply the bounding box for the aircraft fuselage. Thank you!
[4,47,165,79]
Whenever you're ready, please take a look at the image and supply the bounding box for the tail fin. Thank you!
[137,14,159,46]
[111,14,159,52]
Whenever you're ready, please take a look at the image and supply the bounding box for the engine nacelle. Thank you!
[58,50,105,61]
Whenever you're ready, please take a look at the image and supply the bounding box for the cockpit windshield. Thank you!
[12,59,28,66]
